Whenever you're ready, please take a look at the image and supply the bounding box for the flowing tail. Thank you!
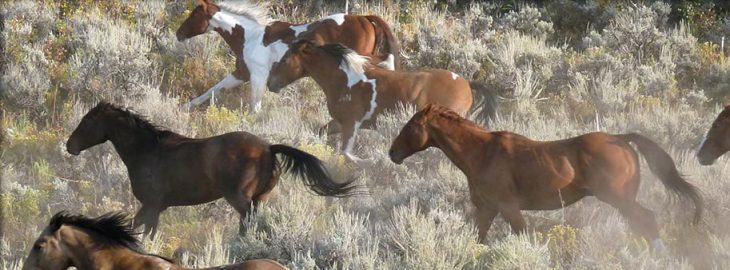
[618,133,704,224]
[365,15,401,70]
[468,81,499,126]
[270,144,358,197]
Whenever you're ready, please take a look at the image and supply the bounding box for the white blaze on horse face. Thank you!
[451,72,459,80]
[290,23,310,36]
[324,13,346,25]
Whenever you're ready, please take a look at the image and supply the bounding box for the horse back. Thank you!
[367,68,473,114]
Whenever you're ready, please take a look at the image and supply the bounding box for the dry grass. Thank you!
[3,0,730,269]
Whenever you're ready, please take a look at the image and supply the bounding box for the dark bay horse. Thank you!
[698,105,730,165]
[268,41,490,165]
[388,104,703,249]
[175,0,399,112]
[66,102,357,238]
[22,211,288,270]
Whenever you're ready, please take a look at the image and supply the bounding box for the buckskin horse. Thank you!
[22,211,288,270]
[698,105,730,165]
[269,40,495,165]
[388,104,703,249]
[175,0,399,112]
[66,102,357,238]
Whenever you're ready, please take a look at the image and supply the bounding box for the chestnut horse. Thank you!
[66,102,357,238]
[698,105,730,165]
[269,40,493,164]
[22,211,287,270]
[388,105,703,249]
[175,0,399,112]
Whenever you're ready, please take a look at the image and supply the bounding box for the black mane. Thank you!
[48,211,175,263]
[319,43,356,67]
[93,102,183,144]
[49,211,140,250]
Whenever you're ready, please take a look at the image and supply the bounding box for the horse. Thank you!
[388,104,704,249]
[21,211,288,270]
[66,102,357,238]
[175,0,399,112]
[268,40,493,165]
[697,105,730,165]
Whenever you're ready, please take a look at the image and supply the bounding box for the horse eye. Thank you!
[33,243,41,250]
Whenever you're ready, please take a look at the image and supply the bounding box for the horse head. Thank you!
[698,105,730,165]
[176,0,219,41]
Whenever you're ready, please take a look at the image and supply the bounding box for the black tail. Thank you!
[618,133,704,224]
[468,81,499,126]
[270,144,358,197]
[365,15,401,70]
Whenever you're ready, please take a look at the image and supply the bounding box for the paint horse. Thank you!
[22,211,288,270]
[66,102,357,238]
[698,105,730,165]
[269,40,487,164]
[389,105,704,249]
[176,0,399,112]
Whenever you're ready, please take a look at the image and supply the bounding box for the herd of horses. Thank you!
[20,0,730,269]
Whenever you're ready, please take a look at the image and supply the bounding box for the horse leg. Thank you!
[224,191,254,235]
[497,202,527,234]
[475,207,498,243]
[601,197,661,243]
[132,205,149,230]
[340,120,373,167]
[142,206,165,239]
[319,119,342,136]
[185,74,243,110]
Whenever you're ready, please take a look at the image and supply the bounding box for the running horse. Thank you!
[22,211,288,270]
[388,105,704,249]
[697,105,730,165]
[175,0,399,112]
[66,102,357,238]
[269,40,494,164]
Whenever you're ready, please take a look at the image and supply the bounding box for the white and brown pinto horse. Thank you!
[269,40,486,164]
[175,0,399,112]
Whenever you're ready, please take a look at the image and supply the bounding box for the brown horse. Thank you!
[66,102,357,238]
[175,0,399,112]
[22,211,288,270]
[698,105,730,165]
[388,104,703,249]
[268,41,491,164]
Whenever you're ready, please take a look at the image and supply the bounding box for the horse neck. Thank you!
[104,120,158,166]
[211,10,267,45]
[303,60,358,99]
[426,118,492,174]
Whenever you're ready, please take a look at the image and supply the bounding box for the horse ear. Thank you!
[292,39,313,55]
[198,0,213,14]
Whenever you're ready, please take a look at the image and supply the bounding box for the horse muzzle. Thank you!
[66,142,81,156]
[389,149,404,164]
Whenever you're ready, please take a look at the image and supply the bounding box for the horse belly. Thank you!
[519,185,589,210]
[514,155,587,210]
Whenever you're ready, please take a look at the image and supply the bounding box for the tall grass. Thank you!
[3,0,730,269]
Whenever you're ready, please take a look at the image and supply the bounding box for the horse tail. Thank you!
[270,144,358,197]
[365,15,401,70]
[618,133,704,224]
[468,81,499,125]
